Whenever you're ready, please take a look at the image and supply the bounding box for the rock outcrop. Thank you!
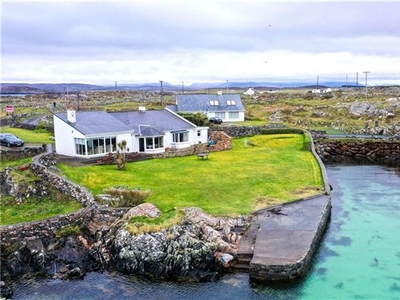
[111,207,249,282]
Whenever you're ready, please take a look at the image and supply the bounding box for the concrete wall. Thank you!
[249,197,332,281]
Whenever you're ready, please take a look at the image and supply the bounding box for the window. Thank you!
[85,136,117,155]
[215,112,225,119]
[227,100,236,105]
[75,138,86,155]
[209,100,219,106]
[229,112,239,119]
[173,131,189,143]
[197,130,201,137]
[139,136,164,151]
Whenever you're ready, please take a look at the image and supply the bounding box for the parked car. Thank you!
[209,117,223,124]
[0,133,25,147]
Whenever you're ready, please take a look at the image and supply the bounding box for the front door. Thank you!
[139,138,145,152]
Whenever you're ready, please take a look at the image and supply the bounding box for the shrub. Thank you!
[97,186,152,207]
[55,225,82,238]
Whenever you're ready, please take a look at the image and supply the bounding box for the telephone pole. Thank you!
[159,80,164,107]
[363,71,370,101]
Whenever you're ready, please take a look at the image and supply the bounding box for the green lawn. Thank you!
[59,134,324,218]
[0,126,54,144]
[0,199,82,226]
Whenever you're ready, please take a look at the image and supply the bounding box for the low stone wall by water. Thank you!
[315,139,400,164]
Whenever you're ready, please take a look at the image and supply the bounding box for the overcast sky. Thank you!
[2,1,400,86]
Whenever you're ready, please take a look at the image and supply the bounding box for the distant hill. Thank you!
[0,81,366,94]
[0,83,105,94]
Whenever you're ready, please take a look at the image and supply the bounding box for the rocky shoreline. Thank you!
[0,200,249,299]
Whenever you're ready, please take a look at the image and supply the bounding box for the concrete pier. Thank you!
[235,194,331,281]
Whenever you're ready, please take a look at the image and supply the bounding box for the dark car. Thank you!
[0,133,25,147]
[209,117,223,124]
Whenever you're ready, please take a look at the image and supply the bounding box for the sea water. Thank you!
[10,164,400,299]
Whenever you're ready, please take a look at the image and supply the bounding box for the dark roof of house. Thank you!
[174,94,245,113]
[55,109,196,137]
[109,109,196,134]
[138,125,164,137]
[55,111,132,135]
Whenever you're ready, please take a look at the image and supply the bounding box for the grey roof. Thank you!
[175,94,245,113]
[139,125,164,137]
[56,109,196,137]
[109,109,196,135]
[55,111,132,135]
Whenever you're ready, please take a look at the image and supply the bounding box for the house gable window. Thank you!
[173,131,189,143]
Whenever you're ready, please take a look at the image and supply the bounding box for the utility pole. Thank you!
[159,80,164,107]
[363,71,370,101]
[182,81,184,94]
[356,72,359,88]
[226,80,229,93]
[316,76,319,89]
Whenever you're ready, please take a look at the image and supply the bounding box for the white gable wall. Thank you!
[54,115,135,157]
[53,115,85,156]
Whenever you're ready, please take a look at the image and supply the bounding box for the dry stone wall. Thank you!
[315,139,400,164]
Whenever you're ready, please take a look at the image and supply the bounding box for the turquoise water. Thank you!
[301,164,400,299]
[10,164,400,299]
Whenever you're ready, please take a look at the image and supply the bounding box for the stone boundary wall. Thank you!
[0,207,128,247]
[315,139,400,164]
[30,147,97,208]
[1,145,128,247]
[211,124,285,137]
[0,146,46,161]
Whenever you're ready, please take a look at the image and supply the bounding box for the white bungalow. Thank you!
[53,108,208,157]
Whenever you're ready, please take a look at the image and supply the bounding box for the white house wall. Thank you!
[207,111,244,122]
[117,133,136,153]
[53,115,85,156]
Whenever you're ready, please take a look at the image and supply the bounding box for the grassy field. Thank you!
[0,198,82,226]
[59,134,324,219]
[0,126,54,144]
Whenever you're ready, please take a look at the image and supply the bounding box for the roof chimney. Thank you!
[67,110,76,123]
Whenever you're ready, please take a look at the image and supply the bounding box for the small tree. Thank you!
[115,140,129,170]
